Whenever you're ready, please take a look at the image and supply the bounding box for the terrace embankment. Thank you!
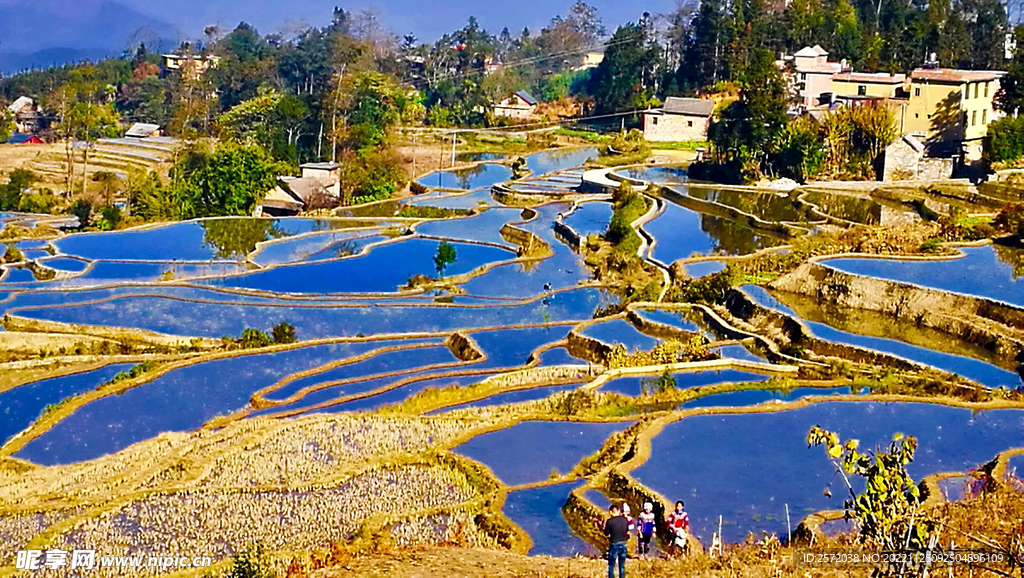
[769,260,1024,363]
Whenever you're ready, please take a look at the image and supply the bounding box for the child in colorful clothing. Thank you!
[666,500,690,556]
[636,502,656,558]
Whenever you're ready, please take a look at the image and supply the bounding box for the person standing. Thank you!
[636,502,656,558]
[666,500,690,556]
[601,504,630,578]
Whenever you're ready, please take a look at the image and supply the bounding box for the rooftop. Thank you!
[125,123,160,138]
[833,71,906,84]
[910,68,1004,83]
[301,162,340,171]
[514,90,538,106]
[659,97,716,117]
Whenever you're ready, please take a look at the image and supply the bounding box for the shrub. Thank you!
[271,322,297,344]
[2,245,24,263]
[984,116,1024,163]
[238,328,272,349]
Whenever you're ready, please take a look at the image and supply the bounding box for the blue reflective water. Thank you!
[526,148,599,176]
[46,261,249,286]
[0,364,134,445]
[2,267,39,283]
[407,188,497,209]
[503,481,598,556]
[563,202,613,238]
[209,239,515,294]
[584,488,612,510]
[416,164,513,190]
[822,245,1024,308]
[38,257,89,272]
[10,286,607,339]
[614,166,688,183]
[456,420,628,485]
[468,325,573,367]
[601,369,771,396]
[253,231,383,266]
[634,402,1023,544]
[713,343,765,362]
[646,200,782,264]
[15,344,362,465]
[687,188,804,222]
[633,308,703,333]
[743,285,1021,387]
[685,261,726,277]
[415,209,523,248]
[580,318,659,350]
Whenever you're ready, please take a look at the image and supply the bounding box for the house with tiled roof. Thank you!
[493,90,538,120]
[641,97,716,142]
[904,67,1006,161]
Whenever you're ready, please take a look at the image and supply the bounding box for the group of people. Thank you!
[599,500,690,578]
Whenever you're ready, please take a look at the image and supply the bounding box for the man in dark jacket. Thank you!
[602,504,630,578]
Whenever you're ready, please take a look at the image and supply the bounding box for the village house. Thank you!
[780,45,843,109]
[903,67,1004,161]
[300,161,341,196]
[161,53,221,80]
[575,51,605,71]
[641,97,715,142]
[882,134,955,181]
[7,96,40,134]
[492,90,538,120]
[830,71,907,100]
[125,123,162,139]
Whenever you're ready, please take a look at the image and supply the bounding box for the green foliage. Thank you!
[605,182,649,255]
[69,199,92,229]
[2,245,24,264]
[917,237,943,253]
[588,24,662,114]
[433,240,457,276]
[110,361,157,383]
[671,267,741,304]
[993,203,1024,237]
[640,369,678,396]
[0,109,14,143]
[18,190,58,214]
[984,115,1024,163]
[238,328,272,349]
[171,143,291,218]
[808,427,933,556]
[271,322,297,344]
[0,169,37,211]
[98,205,122,231]
[226,543,275,578]
[397,206,472,218]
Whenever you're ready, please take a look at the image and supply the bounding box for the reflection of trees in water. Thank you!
[993,243,1024,279]
[700,214,784,255]
[806,193,881,224]
[691,189,803,221]
[334,241,359,259]
[201,219,288,259]
[452,164,492,189]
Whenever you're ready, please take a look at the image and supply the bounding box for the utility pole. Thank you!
[451,131,457,167]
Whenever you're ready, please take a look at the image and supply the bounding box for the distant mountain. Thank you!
[0,0,179,74]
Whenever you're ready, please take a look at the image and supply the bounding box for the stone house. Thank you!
[492,91,538,120]
[883,134,954,181]
[641,97,715,142]
[300,162,341,196]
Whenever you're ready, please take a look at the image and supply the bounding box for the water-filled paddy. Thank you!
[503,482,597,556]
[15,343,366,465]
[466,325,573,367]
[600,369,771,396]
[0,364,134,446]
[407,188,496,209]
[822,245,1024,308]
[686,188,805,222]
[580,318,659,350]
[633,402,1023,543]
[743,285,1021,387]
[633,308,703,333]
[681,386,853,408]
[562,202,612,238]
[37,257,89,272]
[414,209,523,248]
[645,201,783,264]
[613,166,688,183]
[252,230,387,266]
[684,261,726,277]
[455,420,628,486]
[208,238,515,294]
[416,164,513,190]
[525,147,598,175]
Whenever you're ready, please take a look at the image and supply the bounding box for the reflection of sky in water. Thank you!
[646,199,782,264]
[456,420,628,486]
[562,202,612,237]
[0,364,134,445]
[525,147,598,175]
[687,188,804,222]
[614,165,688,183]
[415,164,513,190]
[822,245,1024,308]
[503,481,598,556]
[580,318,660,350]
[744,285,1021,387]
[635,402,1023,544]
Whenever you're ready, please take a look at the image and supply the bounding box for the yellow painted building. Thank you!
[904,68,1004,160]
[831,72,906,98]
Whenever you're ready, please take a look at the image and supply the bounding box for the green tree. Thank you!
[588,24,659,114]
[679,0,731,89]
[237,328,272,349]
[272,321,297,344]
[0,169,36,210]
[433,240,457,276]
[69,199,92,229]
[0,108,14,143]
[99,205,123,231]
[996,25,1024,116]
[171,143,292,218]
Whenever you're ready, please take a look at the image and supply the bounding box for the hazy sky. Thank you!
[118,0,674,43]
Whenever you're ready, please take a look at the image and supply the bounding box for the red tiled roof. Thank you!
[910,68,1003,83]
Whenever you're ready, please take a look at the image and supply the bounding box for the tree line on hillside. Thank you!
[0,0,1020,217]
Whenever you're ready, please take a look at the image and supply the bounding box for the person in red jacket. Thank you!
[666,500,690,556]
